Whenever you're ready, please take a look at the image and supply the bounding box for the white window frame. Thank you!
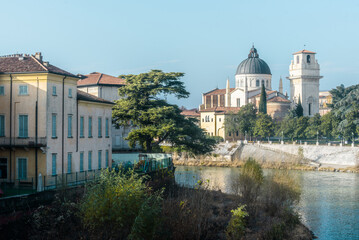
[52,86,57,96]
[19,85,28,95]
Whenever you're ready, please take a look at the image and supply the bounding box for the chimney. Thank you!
[18,54,24,61]
[43,61,49,66]
[35,52,42,61]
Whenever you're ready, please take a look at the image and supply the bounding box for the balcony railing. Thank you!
[0,137,47,147]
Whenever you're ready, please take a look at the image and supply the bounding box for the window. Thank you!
[105,118,109,137]
[0,115,5,137]
[88,151,92,170]
[105,150,109,168]
[297,55,300,64]
[68,115,73,138]
[80,116,84,138]
[236,98,240,107]
[52,114,57,138]
[88,117,92,137]
[211,118,213,122]
[266,80,268,87]
[19,85,28,95]
[52,154,57,176]
[219,118,221,122]
[236,131,239,136]
[17,158,27,180]
[98,117,102,137]
[67,153,72,173]
[308,103,312,116]
[19,115,28,138]
[307,55,311,63]
[202,118,204,122]
[52,86,57,96]
[98,150,102,169]
[68,88,72,98]
[0,86,4,96]
[262,80,264,86]
[229,132,231,136]
[256,80,259,87]
[80,152,84,172]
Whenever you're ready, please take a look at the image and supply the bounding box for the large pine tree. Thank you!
[258,83,267,114]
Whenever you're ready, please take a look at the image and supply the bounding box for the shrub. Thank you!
[79,169,162,239]
[233,158,264,203]
[261,170,301,216]
[225,205,249,240]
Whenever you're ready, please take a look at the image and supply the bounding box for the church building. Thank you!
[199,46,321,140]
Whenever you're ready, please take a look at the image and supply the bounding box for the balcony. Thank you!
[0,137,47,148]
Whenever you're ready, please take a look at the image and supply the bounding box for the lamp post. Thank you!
[317,130,319,145]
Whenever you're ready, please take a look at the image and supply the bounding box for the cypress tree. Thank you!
[258,83,267,114]
[295,97,304,117]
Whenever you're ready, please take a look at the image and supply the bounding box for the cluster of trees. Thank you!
[112,70,216,154]
[225,83,359,141]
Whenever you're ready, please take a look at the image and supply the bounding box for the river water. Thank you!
[175,166,359,240]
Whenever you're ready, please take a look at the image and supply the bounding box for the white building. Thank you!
[77,72,138,151]
[287,50,322,116]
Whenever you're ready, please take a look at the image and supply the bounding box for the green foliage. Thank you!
[238,158,264,203]
[305,113,321,138]
[276,115,297,140]
[225,205,249,240]
[79,169,162,239]
[224,112,239,139]
[259,83,267,114]
[112,70,215,154]
[253,113,274,138]
[295,98,303,117]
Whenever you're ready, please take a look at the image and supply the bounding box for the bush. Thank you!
[225,205,249,240]
[261,170,301,216]
[79,169,162,239]
[233,158,264,203]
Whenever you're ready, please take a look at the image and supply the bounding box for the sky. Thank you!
[1,0,359,108]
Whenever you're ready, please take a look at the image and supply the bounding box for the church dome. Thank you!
[236,47,271,75]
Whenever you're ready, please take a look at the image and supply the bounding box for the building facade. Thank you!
[288,50,322,116]
[0,53,113,188]
[77,72,138,151]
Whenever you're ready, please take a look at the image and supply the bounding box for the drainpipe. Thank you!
[35,77,39,190]
[62,76,66,184]
[9,74,12,183]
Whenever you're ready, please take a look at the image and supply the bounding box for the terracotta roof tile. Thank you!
[0,54,78,78]
[181,109,200,117]
[293,49,316,55]
[77,72,126,86]
[267,96,291,103]
[77,90,114,105]
[253,90,277,98]
[200,107,241,114]
[203,88,235,96]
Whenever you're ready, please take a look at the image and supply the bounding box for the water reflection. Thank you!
[175,166,359,240]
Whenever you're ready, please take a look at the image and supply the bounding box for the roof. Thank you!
[77,90,114,105]
[267,96,291,103]
[236,47,271,75]
[293,49,316,55]
[203,88,235,96]
[0,53,78,78]
[181,109,200,117]
[77,72,126,86]
[253,90,277,98]
[200,107,241,114]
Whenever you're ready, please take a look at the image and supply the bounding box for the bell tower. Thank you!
[287,50,322,116]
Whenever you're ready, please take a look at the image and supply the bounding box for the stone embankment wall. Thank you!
[174,142,359,168]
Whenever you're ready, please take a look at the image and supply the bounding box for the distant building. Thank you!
[77,72,138,151]
[288,50,322,116]
[319,91,332,116]
[199,46,290,139]
[0,53,113,189]
[180,108,200,121]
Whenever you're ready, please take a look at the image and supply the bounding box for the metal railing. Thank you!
[0,137,47,147]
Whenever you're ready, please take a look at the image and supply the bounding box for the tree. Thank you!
[112,70,215,154]
[224,112,239,141]
[295,98,304,117]
[294,116,309,139]
[305,113,321,138]
[277,115,297,141]
[258,83,267,114]
[253,113,274,140]
[238,103,257,137]
[319,112,336,139]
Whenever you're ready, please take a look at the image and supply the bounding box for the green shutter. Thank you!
[0,115,4,137]
[80,117,84,137]
[52,154,57,175]
[98,151,102,169]
[88,151,92,170]
[80,152,84,171]
[67,153,72,173]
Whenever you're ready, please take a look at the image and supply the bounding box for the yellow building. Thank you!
[0,53,113,190]
[319,91,332,116]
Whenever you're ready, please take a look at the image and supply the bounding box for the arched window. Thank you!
[307,55,311,63]
[266,80,268,87]
[296,55,300,64]
[256,80,259,87]
[262,80,264,86]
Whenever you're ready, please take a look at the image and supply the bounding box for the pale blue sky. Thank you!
[1,0,359,108]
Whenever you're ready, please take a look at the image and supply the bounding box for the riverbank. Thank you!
[174,159,359,173]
